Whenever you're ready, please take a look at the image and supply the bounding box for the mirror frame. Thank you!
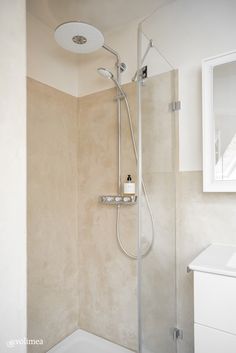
[202,50,236,192]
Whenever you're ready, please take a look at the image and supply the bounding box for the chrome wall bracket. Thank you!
[119,62,127,73]
[173,328,184,341]
[113,94,125,101]
[170,101,181,112]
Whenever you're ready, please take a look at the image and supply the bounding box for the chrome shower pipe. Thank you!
[100,44,155,260]
[103,44,122,194]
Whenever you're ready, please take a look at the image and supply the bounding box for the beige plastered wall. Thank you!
[77,83,138,350]
[27,78,79,353]
[27,78,139,352]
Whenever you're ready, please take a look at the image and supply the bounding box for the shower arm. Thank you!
[102,44,121,83]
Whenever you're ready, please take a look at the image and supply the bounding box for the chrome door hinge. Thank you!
[173,328,183,341]
[139,65,148,80]
[170,101,181,112]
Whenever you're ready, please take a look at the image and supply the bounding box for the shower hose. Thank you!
[116,93,155,259]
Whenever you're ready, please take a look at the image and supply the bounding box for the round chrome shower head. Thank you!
[54,21,104,54]
[97,67,114,80]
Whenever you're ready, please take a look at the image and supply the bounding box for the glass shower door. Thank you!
[137,19,178,353]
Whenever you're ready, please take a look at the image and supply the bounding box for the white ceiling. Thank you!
[27,0,172,33]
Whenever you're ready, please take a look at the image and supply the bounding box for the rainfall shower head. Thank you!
[97,67,114,80]
[54,21,104,54]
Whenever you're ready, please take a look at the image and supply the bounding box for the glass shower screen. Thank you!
[137,12,178,353]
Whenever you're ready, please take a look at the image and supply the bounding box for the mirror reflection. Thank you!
[214,61,236,180]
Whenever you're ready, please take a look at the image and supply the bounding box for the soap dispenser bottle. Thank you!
[124,175,135,195]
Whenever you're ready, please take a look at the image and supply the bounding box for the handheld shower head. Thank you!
[97,67,126,98]
[97,68,114,80]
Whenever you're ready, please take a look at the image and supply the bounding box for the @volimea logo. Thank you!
[6,338,43,348]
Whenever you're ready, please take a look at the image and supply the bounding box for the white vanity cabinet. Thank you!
[189,244,236,353]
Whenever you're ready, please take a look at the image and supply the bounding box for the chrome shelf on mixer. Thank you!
[100,195,137,205]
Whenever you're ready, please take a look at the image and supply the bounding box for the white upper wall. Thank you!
[77,20,139,96]
[141,0,236,171]
[27,0,236,171]
[27,13,79,96]
[77,21,173,97]
[27,12,140,97]
[0,1,26,351]
[91,0,236,172]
